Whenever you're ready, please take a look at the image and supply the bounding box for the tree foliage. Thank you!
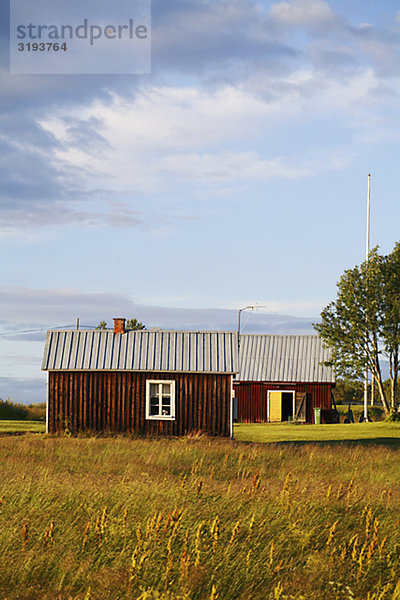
[126,318,145,331]
[314,243,400,414]
[332,379,364,406]
[0,399,46,421]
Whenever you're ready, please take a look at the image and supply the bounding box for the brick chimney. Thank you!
[113,318,126,334]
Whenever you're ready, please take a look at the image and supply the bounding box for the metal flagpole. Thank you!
[366,174,371,262]
[363,174,371,422]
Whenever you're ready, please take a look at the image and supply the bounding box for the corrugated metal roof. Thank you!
[42,330,238,373]
[237,334,334,383]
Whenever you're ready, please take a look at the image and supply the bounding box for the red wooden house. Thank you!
[42,319,238,436]
[234,334,335,424]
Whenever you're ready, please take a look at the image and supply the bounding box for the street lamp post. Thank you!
[238,305,256,337]
[237,304,271,349]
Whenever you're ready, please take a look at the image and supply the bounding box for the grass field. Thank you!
[2,431,400,599]
[0,420,46,433]
[235,422,400,445]
[2,419,400,443]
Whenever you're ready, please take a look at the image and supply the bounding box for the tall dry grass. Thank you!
[1,435,400,599]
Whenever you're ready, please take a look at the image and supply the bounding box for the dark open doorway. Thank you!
[281,392,294,421]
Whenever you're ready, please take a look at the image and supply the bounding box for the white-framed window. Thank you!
[145,380,176,420]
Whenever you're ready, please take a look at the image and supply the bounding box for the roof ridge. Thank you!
[239,333,320,337]
[45,329,238,334]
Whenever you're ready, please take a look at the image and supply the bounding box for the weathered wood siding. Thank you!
[234,381,333,424]
[48,371,232,436]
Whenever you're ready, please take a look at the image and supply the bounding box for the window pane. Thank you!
[161,398,171,415]
[150,397,159,416]
[162,383,171,395]
[150,383,158,397]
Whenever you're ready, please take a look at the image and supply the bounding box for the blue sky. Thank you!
[2,0,400,404]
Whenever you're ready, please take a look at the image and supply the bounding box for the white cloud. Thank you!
[159,151,311,181]
[270,0,336,28]
[38,85,312,193]
[40,75,386,197]
[40,86,282,155]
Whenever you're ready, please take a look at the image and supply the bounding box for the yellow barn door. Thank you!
[268,391,282,423]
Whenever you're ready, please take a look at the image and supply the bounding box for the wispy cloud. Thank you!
[270,0,338,29]
[35,81,361,196]
[0,286,138,326]
[0,286,319,332]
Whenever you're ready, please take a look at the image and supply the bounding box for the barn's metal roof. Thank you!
[42,330,238,373]
[237,334,334,383]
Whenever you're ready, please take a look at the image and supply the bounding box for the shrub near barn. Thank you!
[0,399,46,421]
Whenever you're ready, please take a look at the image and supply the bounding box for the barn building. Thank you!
[42,319,238,436]
[234,334,335,424]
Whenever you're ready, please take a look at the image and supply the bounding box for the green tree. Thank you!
[96,320,107,330]
[381,242,400,408]
[126,318,146,331]
[314,244,400,414]
[332,379,364,406]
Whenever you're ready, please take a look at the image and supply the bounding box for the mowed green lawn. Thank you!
[2,420,400,445]
[234,421,400,444]
[0,420,45,433]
